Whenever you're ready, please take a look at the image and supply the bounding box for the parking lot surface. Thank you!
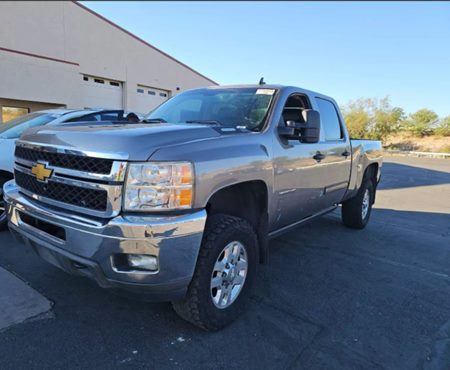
[0,156,449,369]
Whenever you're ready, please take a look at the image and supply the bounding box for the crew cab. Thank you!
[4,85,382,330]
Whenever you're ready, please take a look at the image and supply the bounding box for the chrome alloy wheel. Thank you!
[361,188,370,220]
[0,188,6,224]
[210,241,248,309]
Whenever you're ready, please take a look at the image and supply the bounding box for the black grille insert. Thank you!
[15,146,113,174]
[15,170,107,212]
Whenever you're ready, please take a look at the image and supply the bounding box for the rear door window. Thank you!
[316,98,343,141]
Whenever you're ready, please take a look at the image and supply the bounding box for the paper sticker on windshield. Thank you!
[256,89,275,95]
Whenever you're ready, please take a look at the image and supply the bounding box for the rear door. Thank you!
[314,97,352,208]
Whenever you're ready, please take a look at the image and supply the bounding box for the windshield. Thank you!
[0,113,61,139]
[145,88,276,131]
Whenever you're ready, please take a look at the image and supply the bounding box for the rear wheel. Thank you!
[172,214,258,331]
[342,178,375,229]
[0,177,9,231]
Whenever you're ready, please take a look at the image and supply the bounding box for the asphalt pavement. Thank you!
[0,156,449,369]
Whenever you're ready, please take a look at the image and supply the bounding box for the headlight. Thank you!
[124,162,193,211]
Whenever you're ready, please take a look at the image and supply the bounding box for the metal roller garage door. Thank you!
[136,85,170,113]
[81,75,123,109]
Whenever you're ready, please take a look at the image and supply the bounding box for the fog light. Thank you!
[113,253,159,273]
[127,254,158,271]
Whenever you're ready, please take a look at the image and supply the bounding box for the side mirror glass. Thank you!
[300,109,320,143]
[278,109,321,143]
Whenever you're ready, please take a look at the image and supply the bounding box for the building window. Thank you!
[83,76,89,81]
[137,88,144,94]
[110,81,120,87]
[94,79,105,84]
[160,92,168,97]
[148,91,156,95]
[2,106,30,123]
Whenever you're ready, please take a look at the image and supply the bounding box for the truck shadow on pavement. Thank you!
[1,204,449,369]
[379,161,450,190]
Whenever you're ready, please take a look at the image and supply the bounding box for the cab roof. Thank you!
[200,84,335,102]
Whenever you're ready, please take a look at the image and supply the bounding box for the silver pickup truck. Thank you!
[4,85,382,330]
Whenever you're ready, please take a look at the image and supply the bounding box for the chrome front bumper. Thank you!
[4,181,207,301]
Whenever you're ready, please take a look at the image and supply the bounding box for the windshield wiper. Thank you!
[185,120,222,125]
[142,118,167,123]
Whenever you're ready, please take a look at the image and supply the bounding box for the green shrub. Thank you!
[435,116,450,137]
[403,109,438,137]
[341,97,404,141]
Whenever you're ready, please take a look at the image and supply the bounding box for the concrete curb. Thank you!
[384,150,450,159]
[0,267,52,331]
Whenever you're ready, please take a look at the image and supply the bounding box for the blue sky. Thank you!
[82,1,450,117]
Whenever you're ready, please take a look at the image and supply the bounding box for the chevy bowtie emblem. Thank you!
[31,163,53,182]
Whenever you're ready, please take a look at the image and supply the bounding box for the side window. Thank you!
[281,94,311,125]
[316,98,343,140]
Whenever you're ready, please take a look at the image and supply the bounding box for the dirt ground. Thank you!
[385,133,450,153]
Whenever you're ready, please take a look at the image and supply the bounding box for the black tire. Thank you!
[0,177,8,231]
[342,178,375,229]
[172,214,258,331]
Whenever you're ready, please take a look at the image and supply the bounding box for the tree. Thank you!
[405,108,438,136]
[341,97,404,141]
[435,115,450,136]
[370,99,405,140]
[341,100,370,138]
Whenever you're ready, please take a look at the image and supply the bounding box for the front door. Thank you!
[272,94,325,228]
[273,139,329,228]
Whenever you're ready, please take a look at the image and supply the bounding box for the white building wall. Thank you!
[0,1,216,117]
[0,50,82,108]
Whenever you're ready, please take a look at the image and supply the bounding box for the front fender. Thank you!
[148,132,274,209]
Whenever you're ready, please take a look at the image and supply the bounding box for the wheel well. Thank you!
[0,170,14,181]
[365,163,378,185]
[364,163,379,203]
[206,181,269,263]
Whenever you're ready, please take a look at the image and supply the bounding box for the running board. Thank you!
[268,206,337,239]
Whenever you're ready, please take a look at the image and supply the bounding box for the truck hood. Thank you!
[20,123,222,161]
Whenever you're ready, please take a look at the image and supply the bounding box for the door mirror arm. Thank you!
[277,126,297,140]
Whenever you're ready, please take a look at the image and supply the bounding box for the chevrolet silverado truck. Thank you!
[4,85,382,330]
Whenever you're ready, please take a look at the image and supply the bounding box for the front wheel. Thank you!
[172,214,258,331]
[341,178,375,229]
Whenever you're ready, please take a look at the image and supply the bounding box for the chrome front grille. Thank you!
[14,141,127,218]
[15,146,114,174]
[15,170,108,212]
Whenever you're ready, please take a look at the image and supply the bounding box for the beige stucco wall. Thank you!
[0,1,216,113]
[0,50,82,108]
